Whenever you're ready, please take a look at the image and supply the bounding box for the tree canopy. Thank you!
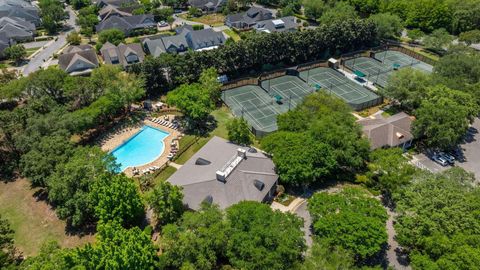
[160,201,306,270]
[146,181,184,226]
[226,118,253,145]
[308,187,388,261]
[262,92,369,186]
[393,168,480,269]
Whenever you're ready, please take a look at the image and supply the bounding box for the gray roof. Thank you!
[188,0,226,10]
[0,16,35,41]
[0,0,40,26]
[254,16,298,33]
[98,4,138,21]
[186,28,225,50]
[143,26,225,56]
[95,0,137,8]
[357,112,414,149]
[226,7,273,25]
[167,136,278,210]
[59,45,99,74]
[96,14,156,34]
[100,42,145,67]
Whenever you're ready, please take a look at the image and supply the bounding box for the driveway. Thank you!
[293,200,313,247]
[22,6,78,75]
[456,118,480,182]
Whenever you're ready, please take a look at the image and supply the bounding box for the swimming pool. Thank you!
[111,125,169,172]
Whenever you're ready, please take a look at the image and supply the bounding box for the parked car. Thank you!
[432,154,449,166]
[158,21,169,27]
[439,152,455,164]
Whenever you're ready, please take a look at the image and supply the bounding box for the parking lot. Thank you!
[456,118,480,182]
[412,118,480,182]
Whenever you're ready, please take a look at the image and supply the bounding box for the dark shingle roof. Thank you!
[226,7,273,25]
[101,42,145,67]
[167,136,278,210]
[96,14,156,34]
[59,45,99,74]
[254,16,298,33]
[186,28,225,50]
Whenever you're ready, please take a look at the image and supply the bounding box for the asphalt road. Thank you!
[293,200,313,247]
[456,118,480,182]
[22,6,79,76]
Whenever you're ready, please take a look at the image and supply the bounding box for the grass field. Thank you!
[179,14,225,26]
[153,166,177,185]
[223,29,241,42]
[0,179,94,257]
[175,106,233,164]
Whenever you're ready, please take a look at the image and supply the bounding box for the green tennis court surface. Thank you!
[222,85,289,134]
[299,67,382,111]
[344,57,392,88]
[260,75,314,108]
[374,50,433,73]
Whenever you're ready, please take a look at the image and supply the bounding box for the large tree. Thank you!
[225,201,306,270]
[317,2,358,25]
[146,181,184,226]
[368,13,403,40]
[262,92,369,186]
[412,85,479,150]
[0,215,15,268]
[39,0,65,34]
[382,68,431,112]
[47,146,117,227]
[262,131,336,185]
[90,173,145,226]
[394,168,480,269]
[226,118,253,146]
[160,204,228,270]
[298,242,356,270]
[4,45,27,65]
[365,148,417,200]
[308,187,388,261]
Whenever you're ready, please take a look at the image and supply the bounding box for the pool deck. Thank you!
[99,116,182,177]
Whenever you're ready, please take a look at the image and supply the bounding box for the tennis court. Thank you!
[299,67,382,110]
[344,57,393,88]
[260,75,313,108]
[222,85,290,135]
[374,50,433,73]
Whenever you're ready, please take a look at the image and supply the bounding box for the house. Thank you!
[0,32,11,58]
[100,42,145,67]
[58,45,99,75]
[254,16,298,33]
[0,16,35,42]
[143,25,226,57]
[95,0,137,8]
[167,136,278,210]
[225,7,273,30]
[95,14,156,36]
[98,4,139,21]
[0,0,40,26]
[357,112,414,150]
[188,0,226,13]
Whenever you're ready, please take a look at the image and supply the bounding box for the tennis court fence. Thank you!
[221,77,259,91]
[297,60,330,72]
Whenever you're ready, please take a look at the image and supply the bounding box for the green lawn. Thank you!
[153,166,177,185]
[174,106,234,165]
[179,13,225,26]
[223,29,241,42]
[26,47,41,57]
[0,179,94,256]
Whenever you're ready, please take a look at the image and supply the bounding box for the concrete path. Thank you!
[271,197,313,247]
[385,207,411,270]
[169,162,182,169]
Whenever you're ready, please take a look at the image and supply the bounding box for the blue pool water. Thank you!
[111,125,169,171]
